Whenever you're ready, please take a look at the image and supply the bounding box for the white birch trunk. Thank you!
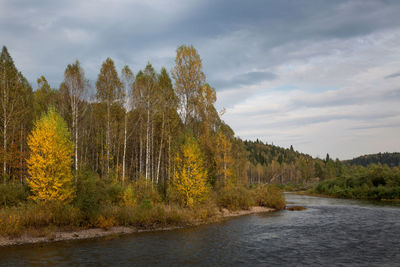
[145,106,150,181]
[122,112,127,184]
[156,114,165,184]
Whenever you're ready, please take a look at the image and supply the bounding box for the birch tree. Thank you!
[0,46,30,183]
[171,45,205,127]
[133,63,157,181]
[120,65,134,184]
[96,58,123,176]
[64,60,88,177]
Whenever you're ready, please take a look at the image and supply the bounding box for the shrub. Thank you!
[217,183,254,211]
[130,178,161,205]
[121,186,136,207]
[0,202,83,237]
[253,185,286,210]
[96,215,117,230]
[75,169,100,220]
[0,183,29,207]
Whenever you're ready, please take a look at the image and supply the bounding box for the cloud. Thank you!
[1,0,400,159]
[213,71,277,90]
[385,71,400,79]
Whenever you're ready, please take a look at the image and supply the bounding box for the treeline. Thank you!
[0,45,248,189]
[311,164,400,200]
[343,152,400,168]
[244,140,344,185]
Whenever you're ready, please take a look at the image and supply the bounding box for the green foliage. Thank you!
[75,169,100,221]
[344,152,400,167]
[311,164,400,200]
[129,178,161,205]
[0,183,29,207]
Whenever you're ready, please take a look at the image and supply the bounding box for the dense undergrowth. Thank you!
[310,164,400,200]
[0,170,285,238]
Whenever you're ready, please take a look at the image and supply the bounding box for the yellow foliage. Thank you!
[120,186,136,207]
[96,215,116,230]
[171,136,208,207]
[26,108,75,203]
[215,131,234,183]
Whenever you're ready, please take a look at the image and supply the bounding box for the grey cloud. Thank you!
[291,88,400,109]
[213,71,276,90]
[385,72,400,79]
[2,0,400,159]
[3,0,400,88]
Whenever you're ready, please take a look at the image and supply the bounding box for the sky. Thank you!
[1,0,400,160]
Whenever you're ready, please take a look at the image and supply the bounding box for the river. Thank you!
[1,194,400,266]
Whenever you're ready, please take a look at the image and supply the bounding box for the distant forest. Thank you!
[343,152,400,168]
[244,140,344,185]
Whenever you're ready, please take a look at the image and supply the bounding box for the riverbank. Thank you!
[0,206,275,247]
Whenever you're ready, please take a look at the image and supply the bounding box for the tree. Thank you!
[172,45,205,126]
[96,58,123,176]
[33,76,54,120]
[64,60,88,176]
[0,46,32,183]
[133,63,157,181]
[171,135,208,207]
[215,131,234,184]
[26,108,74,203]
[155,67,179,185]
[120,65,134,184]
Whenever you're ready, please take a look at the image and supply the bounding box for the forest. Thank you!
[343,152,400,167]
[244,140,344,186]
[0,45,286,237]
[310,164,400,200]
[244,140,400,200]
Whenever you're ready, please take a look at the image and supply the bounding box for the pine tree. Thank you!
[172,135,208,207]
[26,108,74,203]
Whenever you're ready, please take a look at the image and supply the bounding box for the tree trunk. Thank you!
[3,117,7,184]
[106,102,110,176]
[139,135,143,177]
[20,125,23,184]
[122,111,127,184]
[145,103,150,181]
[156,114,165,184]
[168,135,171,183]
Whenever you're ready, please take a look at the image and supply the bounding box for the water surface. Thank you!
[1,194,400,266]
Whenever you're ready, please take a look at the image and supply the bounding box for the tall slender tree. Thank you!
[0,46,31,183]
[64,60,88,177]
[133,63,157,181]
[96,58,123,176]
[120,65,134,184]
[171,45,205,127]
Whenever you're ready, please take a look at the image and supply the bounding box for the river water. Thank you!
[1,194,400,266]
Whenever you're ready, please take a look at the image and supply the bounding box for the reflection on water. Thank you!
[1,194,400,266]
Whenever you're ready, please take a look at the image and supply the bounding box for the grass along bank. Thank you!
[0,174,285,244]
